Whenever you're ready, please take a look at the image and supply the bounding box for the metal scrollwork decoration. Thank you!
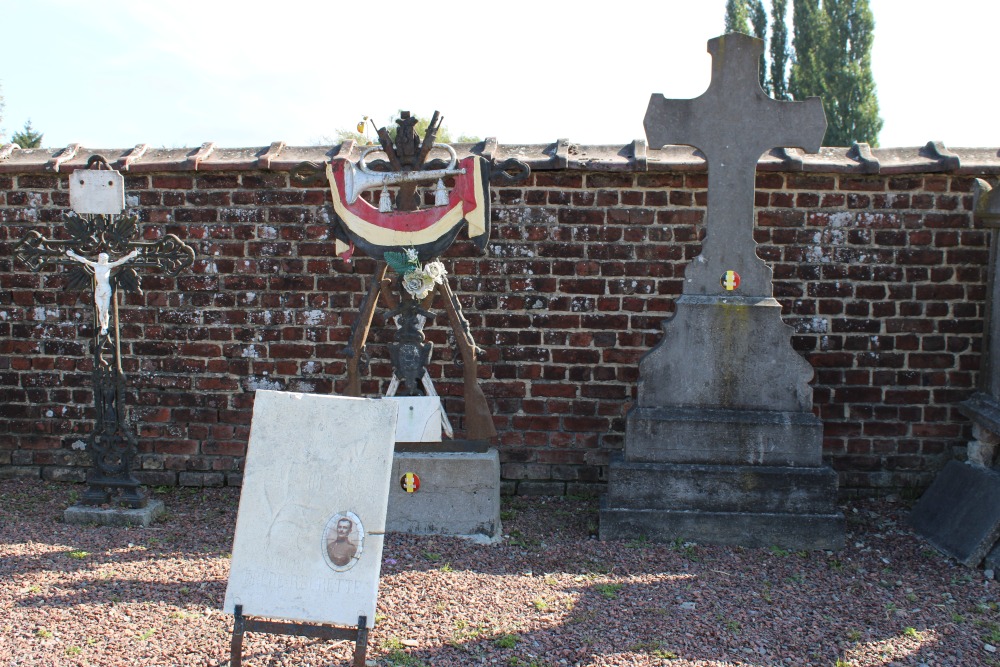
[14,154,195,508]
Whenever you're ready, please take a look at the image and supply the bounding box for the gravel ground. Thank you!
[2,479,999,667]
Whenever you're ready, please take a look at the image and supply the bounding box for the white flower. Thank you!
[405,248,419,262]
[424,261,447,284]
[402,271,436,300]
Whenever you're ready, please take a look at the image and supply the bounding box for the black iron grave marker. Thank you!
[15,156,194,517]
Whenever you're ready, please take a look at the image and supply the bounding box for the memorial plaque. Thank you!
[70,168,125,215]
[386,396,443,442]
[223,391,398,625]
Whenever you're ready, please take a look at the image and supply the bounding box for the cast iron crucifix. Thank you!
[15,155,195,508]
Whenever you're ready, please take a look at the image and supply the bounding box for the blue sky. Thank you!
[2,0,996,149]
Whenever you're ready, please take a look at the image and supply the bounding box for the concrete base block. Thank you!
[387,450,501,543]
[605,460,840,514]
[601,456,844,550]
[64,499,165,528]
[599,504,845,551]
[626,406,823,466]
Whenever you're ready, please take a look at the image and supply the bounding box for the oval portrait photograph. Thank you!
[322,511,364,572]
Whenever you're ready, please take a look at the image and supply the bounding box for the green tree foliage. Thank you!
[11,119,42,148]
[724,0,751,34]
[725,0,882,146]
[790,0,882,146]
[769,0,790,100]
[727,1,770,93]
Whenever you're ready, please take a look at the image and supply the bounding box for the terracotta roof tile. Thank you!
[0,140,997,175]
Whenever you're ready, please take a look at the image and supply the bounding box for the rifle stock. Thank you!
[344,263,387,397]
[438,279,497,440]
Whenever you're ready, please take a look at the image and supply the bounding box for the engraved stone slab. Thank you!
[223,390,398,625]
[386,396,442,442]
[909,460,1000,568]
[70,169,125,215]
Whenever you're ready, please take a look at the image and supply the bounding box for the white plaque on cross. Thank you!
[70,169,126,215]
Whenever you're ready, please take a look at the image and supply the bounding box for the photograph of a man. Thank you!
[324,512,363,570]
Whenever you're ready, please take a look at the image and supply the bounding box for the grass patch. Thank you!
[595,583,622,600]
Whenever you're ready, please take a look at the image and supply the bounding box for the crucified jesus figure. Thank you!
[65,249,141,335]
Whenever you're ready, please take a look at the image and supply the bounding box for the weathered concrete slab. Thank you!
[387,450,501,543]
[224,390,398,626]
[605,460,839,514]
[626,405,823,466]
[64,499,165,528]
[909,460,1000,568]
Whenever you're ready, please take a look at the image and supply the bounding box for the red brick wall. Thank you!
[0,147,992,496]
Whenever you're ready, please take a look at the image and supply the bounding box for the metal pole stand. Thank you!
[230,605,369,667]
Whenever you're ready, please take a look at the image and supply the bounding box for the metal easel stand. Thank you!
[230,605,369,667]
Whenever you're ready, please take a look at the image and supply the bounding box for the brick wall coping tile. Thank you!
[1,140,999,175]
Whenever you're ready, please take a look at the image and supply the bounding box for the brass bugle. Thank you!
[344,144,466,205]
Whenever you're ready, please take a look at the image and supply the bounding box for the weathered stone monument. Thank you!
[14,156,194,526]
[909,178,1000,568]
[600,33,844,550]
[224,390,398,666]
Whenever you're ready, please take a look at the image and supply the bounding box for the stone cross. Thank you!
[644,32,826,297]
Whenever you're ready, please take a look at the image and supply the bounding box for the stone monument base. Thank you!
[387,448,501,544]
[600,458,844,550]
[64,499,165,528]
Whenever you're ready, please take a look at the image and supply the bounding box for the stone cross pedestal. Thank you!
[960,180,1000,465]
[909,179,1000,568]
[600,33,844,550]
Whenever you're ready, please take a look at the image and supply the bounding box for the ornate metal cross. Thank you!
[14,156,195,508]
[644,32,826,298]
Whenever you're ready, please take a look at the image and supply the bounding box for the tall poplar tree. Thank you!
[769,0,790,100]
[727,0,770,93]
[724,0,750,34]
[725,0,882,146]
